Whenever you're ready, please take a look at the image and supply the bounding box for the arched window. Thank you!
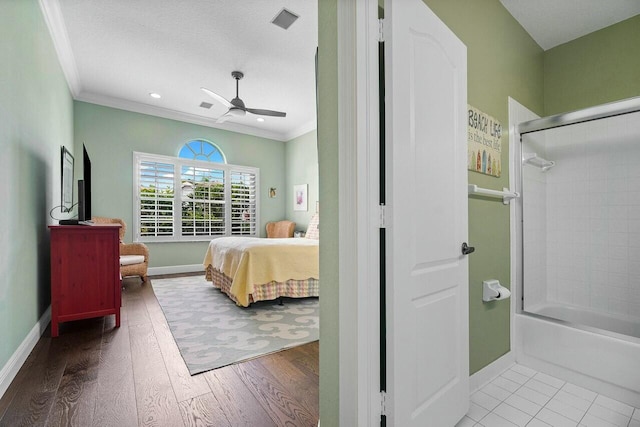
[178,139,226,163]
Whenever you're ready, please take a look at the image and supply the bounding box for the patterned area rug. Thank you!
[151,275,319,375]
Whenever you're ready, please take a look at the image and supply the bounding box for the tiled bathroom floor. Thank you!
[456,364,640,427]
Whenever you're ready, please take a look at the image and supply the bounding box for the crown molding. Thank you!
[283,119,317,141]
[39,0,81,97]
[75,91,290,142]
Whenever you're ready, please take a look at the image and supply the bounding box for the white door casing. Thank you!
[385,0,469,425]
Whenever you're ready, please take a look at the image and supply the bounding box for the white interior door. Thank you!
[385,0,469,425]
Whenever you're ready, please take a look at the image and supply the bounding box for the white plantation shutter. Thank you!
[231,170,257,235]
[133,152,259,242]
[181,165,226,237]
[137,158,175,238]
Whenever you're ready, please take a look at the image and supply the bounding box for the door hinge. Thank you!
[379,204,387,228]
[378,19,385,42]
[380,391,387,416]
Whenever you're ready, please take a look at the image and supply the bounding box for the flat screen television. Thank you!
[78,144,92,222]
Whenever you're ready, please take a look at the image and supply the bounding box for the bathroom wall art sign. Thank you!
[468,105,502,177]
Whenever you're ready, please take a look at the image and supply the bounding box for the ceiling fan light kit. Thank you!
[201,71,286,123]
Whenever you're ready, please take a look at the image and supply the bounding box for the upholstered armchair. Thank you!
[92,217,149,282]
[265,220,295,238]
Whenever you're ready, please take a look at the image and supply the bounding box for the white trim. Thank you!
[356,0,382,424]
[283,119,317,141]
[77,91,290,142]
[38,0,81,97]
[469,351,515,394]
[338,0,380,425]
[0,306,51,400]
[148,264,204,276]
[337,0,359,425]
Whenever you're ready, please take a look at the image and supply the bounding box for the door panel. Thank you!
[385,0,469,425]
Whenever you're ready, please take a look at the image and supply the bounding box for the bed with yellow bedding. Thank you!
[203,236,319,307]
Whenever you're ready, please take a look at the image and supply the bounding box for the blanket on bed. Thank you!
[203,237,319,306]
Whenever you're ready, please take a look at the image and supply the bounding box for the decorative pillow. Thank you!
[305,214,319,240]
[120,255,145,266]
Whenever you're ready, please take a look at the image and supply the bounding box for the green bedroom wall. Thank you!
[544,14,640,116]
[73,101,287,268]
[0,0,74,371]
[317,0,339,425]
[420,0,545,374]
[285,130,319,231]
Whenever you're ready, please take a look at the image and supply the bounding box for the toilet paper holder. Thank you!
[482,280,511,302]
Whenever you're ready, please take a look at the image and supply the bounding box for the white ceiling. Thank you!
[43,0,318,141]
[43,1,640,142]
[500,0,640,50]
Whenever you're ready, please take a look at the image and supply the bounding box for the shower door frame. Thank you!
[512,95,640,337]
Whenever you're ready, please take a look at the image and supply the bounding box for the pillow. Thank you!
[120,255,145,266]
[305,214,319,240]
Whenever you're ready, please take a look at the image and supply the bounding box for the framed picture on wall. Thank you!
[294,184,308,211]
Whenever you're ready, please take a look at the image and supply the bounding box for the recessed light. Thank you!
[257,117,265,122]
[149,92,161,99]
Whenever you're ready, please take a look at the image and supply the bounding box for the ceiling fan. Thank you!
[201,71,286,123]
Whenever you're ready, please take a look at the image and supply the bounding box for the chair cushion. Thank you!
[120,255,145,266]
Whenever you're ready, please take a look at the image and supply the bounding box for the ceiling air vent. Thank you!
[271,8,299,30]
[199,101,213,109]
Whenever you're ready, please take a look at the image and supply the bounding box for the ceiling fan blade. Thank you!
[201,87,232,108]
[246,108,286,117]
[216,112,232,123]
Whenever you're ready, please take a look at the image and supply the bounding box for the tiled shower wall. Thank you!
[522,111,640,319]
[522,131,547,309]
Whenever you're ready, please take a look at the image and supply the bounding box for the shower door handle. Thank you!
[461,242,475,255]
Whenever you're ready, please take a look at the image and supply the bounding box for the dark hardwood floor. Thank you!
[0,275,319,427]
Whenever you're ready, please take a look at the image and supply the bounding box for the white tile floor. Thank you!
[456,364,640,427]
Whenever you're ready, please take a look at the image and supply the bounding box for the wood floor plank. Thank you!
[233,359,317,427]
[47,318,104,427]
[129,323,184,426]
[0,331,50,420]
[258,352,319,421]
[0,274,319,427]
[178,392,232,427]
[202,366,276,427]
[142,281,210,403]
[0,333,71,426]
[92,315,138,427]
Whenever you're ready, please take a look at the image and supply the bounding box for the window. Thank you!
[133,152,259,242]
[178,139,226,163]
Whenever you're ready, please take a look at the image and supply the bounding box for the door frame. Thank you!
[336,0,381,425]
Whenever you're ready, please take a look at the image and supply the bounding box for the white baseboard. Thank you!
[469,351,515,394]
[147,264,204,276]
[0,306,51,400]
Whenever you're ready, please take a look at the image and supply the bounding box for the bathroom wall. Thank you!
[544,14,640,116]
[542,112,640,318]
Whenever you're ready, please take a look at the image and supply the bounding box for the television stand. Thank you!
[49,224,121,337]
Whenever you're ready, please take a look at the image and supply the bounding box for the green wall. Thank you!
[0,0,74,371]
[285,130,319,231]
[421,0,544,374]
[317,0,339,425]
[544,14,640,116]
[73,101,287,268]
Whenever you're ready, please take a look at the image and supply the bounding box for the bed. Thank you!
[203,215,319,307]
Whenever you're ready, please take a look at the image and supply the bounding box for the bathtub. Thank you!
[516,305,640,407]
